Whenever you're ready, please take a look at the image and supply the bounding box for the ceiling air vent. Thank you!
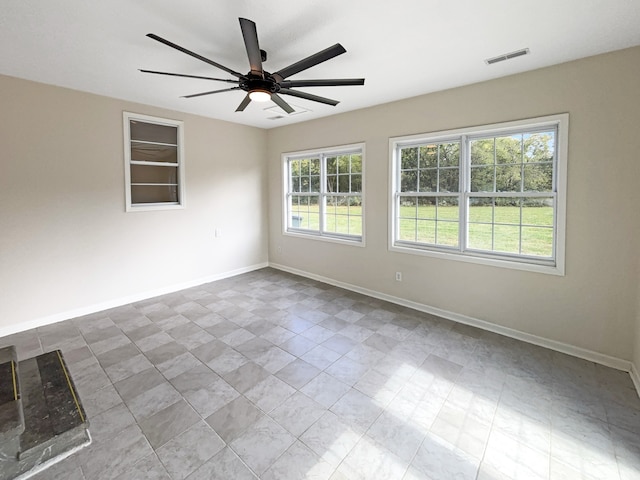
[485,48,530,65]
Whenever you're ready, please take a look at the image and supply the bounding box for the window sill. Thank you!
[285,229,365,247]
[389,242,564,276]
[126,203,185,213]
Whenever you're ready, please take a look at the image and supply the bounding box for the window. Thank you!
[284,144,364,244]
[390,114,567,274]
[123,112,185,212]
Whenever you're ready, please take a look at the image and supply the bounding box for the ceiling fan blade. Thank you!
[279,88,339,106]
[280,78,365,88]
[146,33,244,79]
[182,87,241,98]
[140,69,239,84]
[236,94,252,112]
[239,18,264,77]
[273,44,346,81]
[271,94,295,114]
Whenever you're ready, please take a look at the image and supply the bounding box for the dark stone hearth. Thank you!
[0,349,90,480]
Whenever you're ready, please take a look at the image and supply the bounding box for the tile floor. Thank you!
[2,267,640,480]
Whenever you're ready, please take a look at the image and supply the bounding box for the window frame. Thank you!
[123,111,185,212]
[283,143,365,246]
[389,114,568,275]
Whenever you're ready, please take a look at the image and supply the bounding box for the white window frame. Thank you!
[389,114,568,275]
[123,112,185,212]
[283,143,365,246]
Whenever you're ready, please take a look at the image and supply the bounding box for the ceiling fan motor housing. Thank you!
[242,74,279,94]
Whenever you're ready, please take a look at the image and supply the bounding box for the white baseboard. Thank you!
[0,262,268,339]
[631,363,640,399]
[270,262,632,373]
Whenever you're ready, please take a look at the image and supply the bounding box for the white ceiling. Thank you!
[2,1,639,129]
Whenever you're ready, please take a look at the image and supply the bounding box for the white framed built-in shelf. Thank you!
[123,112,185,212]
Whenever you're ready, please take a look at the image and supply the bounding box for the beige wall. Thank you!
[267,46,640,362]
[0,74,268,332]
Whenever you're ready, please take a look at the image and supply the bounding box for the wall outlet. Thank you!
[395,272,402,281]
[215,228,222,238]
[276,245,282,254]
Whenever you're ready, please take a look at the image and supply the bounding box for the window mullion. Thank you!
[319,154,326,234]
[459,135,469,253]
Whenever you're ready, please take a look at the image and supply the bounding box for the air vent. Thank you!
[485,48,530,65]
[264,103,310,118]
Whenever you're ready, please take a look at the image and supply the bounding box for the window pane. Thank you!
[438,168,459,192]
[494,198,521,225]
[399,196,417,215]
[468,197,493,223]
[326,157,337,174]
[470,165,494,192]
[399,218,417,241]
[290,195,319,231]
[439,142,460,167]
[420,145,438,168]
[131,185,178,204]
[524,132,555,163]
[494,225,521,254]
[401,171,418,192]
[300,159,310,176]
[401,147,418,170]
[351,174,362,193]
[131,142,177,163]
[495,135,522,164]
[468,223,493,251]
[348,216,362,236]
[471,139,494,165]
[325,174,336,192]
[310,175,320,192]
[495,165,522,192]
[130,165,178,184]
[437,197,459,221]
[130,121,177,144]
[417,197,436,220]
[349,196,363,216]
[521,227,553,257]
[350,154,363,173]
[418,169,437,192]
[437,196,460,247]
[522,198,554,227]
[338,175,349,192]
[416,220,435,244]
[325,195,349,235]
[437,221,458,247]
[338,156,350,174]
[523,163,553,191]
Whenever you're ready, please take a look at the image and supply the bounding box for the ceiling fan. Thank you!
[141,17,365,114]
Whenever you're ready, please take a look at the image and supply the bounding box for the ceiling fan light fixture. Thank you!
[249,89,271,102]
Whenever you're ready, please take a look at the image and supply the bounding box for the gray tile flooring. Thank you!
[2,267,640,479]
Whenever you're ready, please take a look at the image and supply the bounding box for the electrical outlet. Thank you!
[395,272,402,281]
[215,228,222,238]
[277,245,282,254]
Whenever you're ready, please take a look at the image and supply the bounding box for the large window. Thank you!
[390,114,567,274]
[124,112,185,212]
[284,144,364,244]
